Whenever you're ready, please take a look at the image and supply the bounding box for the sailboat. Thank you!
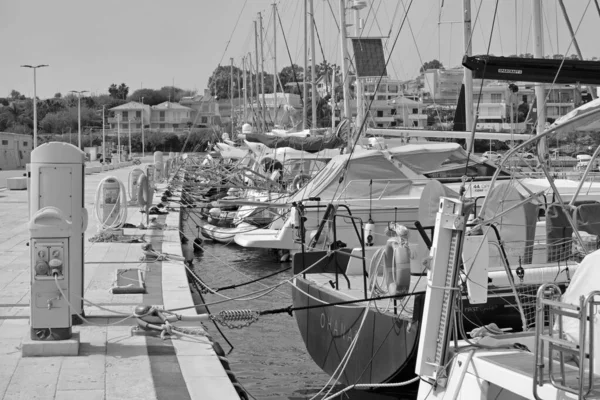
[286,0,600,391]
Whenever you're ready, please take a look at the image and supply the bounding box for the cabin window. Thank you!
[1,140,8,145]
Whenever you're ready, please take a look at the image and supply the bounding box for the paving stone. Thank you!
[54,390,105,400]
[56,354,105,391]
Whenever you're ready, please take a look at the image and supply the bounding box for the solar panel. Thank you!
[351,38,387,78]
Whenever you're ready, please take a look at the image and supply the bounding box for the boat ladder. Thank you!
[533,283,600,399]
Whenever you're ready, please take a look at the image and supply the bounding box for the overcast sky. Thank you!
[1,0,597,99]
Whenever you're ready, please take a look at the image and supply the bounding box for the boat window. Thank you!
[424,162,510,181]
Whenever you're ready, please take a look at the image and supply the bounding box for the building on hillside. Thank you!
[469,80,582,132]
[108,101,151,133]
[150,102,192,132]
[364,95,428,129]
[0,132,31,170]
[422,67,464,105]
[179,89,221,127]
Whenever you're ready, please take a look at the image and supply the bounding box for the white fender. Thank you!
[364,219,375,246]
[384,225,411,295]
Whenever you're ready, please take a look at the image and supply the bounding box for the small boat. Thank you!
[200,222,258,244]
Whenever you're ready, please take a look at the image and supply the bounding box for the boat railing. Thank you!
[533,284,600,399]
[296,202,368,298]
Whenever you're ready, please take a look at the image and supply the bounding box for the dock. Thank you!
[0,159,240,400]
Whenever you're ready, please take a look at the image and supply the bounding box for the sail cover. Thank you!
[463,55,600,84]
[244,132,345,152]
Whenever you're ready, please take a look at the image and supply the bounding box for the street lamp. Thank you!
[20,64,48,148]
[69,90,89,149]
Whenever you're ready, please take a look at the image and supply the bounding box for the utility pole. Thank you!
[20,64,48,148]
[254,21,262,132]
[303,0,308,130]
[230,57,235,136]
[339,0,352,151]
[259,11,266,130]
[273,1,279,125]
[69,90,88,150]
[310,0,317,129]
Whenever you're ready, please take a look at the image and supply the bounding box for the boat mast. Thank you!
[303,0,308,130]
[254,21,262,132]
[273,1,279,125]
[242,55,247,123]
[259,12,267,130]
[532,0,547,157]
[557,0,597,99]
[463,0,474,151]
[339,0,352,151]
[354,4,364,136]
[310,0,317,129]
[230,57,234,136]
[332,65,336,130]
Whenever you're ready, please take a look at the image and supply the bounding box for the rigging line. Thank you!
[341,0,416,175]
[596,0,600,19]
[466,0,488,57]
[463,0,500,177]
[400,0,443,127]
[310,11,327,64]
[542,2,556,55]
[218,0,249,66]
[277,8,305,107]
[325,0,341,31]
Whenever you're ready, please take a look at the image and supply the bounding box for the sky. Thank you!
[1,0,598,100]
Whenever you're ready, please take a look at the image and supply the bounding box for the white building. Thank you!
[0,132,32,170]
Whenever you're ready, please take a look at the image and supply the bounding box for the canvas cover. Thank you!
[290,143,467,205]
[245,132,345,152]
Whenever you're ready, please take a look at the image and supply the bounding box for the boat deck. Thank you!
[458,346,600,399]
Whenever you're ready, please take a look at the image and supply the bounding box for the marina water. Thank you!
[182,209,415,399]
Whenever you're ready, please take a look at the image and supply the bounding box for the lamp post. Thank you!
[20,64,48,148]
[69,90,88,149]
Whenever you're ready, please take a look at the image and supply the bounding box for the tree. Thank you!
[279,64,304,93]
[207,65,243,99]
[54,92,62,98]
[108,83,129,100]
[420,60,444,73]
[127,88,169,106]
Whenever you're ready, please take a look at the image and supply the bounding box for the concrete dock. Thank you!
[0,161,240,399]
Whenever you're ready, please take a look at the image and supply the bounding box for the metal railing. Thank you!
[534,284,600,399]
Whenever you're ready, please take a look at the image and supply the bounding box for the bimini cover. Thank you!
[481,182,538,268]
[289,143,465,206]
[260,147,340,163]
[548,97,600,133]
[560,249,600,374]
